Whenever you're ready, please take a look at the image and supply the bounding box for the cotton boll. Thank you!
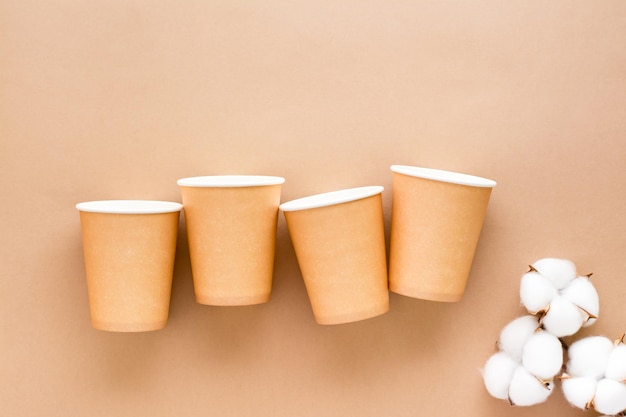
[508,366,553,406]
[498,315,540,361]
[605,344,626,382]
[482,352,519,400]
[567,336,614,379]
[531,258,577,290]
[541,296,585,337]
[561,376,597,410]
[522,330,563,380]
[520,272,557,314]
[593,378,626,416]
[560,276,599,327]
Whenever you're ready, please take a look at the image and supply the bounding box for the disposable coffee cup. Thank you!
[177,175,284,306]
[280,186,389,325]
[389,165,496,302]
[76,200,182,331]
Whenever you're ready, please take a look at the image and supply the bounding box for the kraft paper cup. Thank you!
[280,186,389,325]
[177,175,284,306]
[76,200,182,332]
[389,165,496,302]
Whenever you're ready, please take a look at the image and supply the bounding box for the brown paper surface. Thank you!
[389,173,493,302]
[79,211,179,331]
[2,1,626,416]
[283,193,389,324]
[180,184,281,305]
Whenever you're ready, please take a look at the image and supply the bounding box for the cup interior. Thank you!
[280,186,383,212]
[391,165,496,187]
[177,175,285,187]
[75,200,183,214]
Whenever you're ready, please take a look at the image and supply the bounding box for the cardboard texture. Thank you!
[180,184,282,305]
[3,1,626,416]
[283,192,389,325]
[78,210,180,331]
[389,171,493,302]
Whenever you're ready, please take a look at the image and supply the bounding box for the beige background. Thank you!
[2,1,626,416]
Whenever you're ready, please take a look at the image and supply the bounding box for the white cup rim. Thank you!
[280,186,384,212]
[177,175,285,187]
[76,200,183,214]
[390,165,496,188]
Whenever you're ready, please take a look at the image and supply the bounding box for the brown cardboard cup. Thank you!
[76,200,182,331]
[389,165,496,302]
[280,186,389,325]
[178,175,284,306]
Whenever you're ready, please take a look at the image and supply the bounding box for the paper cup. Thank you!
[178,175,284,306]
[280,186,389,325]
[389,165,496,302]
[76,200,182,331]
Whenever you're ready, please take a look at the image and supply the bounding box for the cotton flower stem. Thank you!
[528,265,538,273]
[615,333,625,345]
[577,306,598,322]
[556,373,570,381]
[585,398,594,410]
[534,305,550,326]
[534,376,552,389]
[584,272,593,278]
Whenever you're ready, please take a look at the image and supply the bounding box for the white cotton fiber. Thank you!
[482,351,519,400]
[567,336,614,379]
[508,366,553,406]
[531,258,577,290]
[561,376,597,410]
[498,315,540,361]
[593,378,626,416]
[541,296,584,338]
[560,276,599,327]
[520,272,557,314]
[522,330,563,380]
[605,344,626,382]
